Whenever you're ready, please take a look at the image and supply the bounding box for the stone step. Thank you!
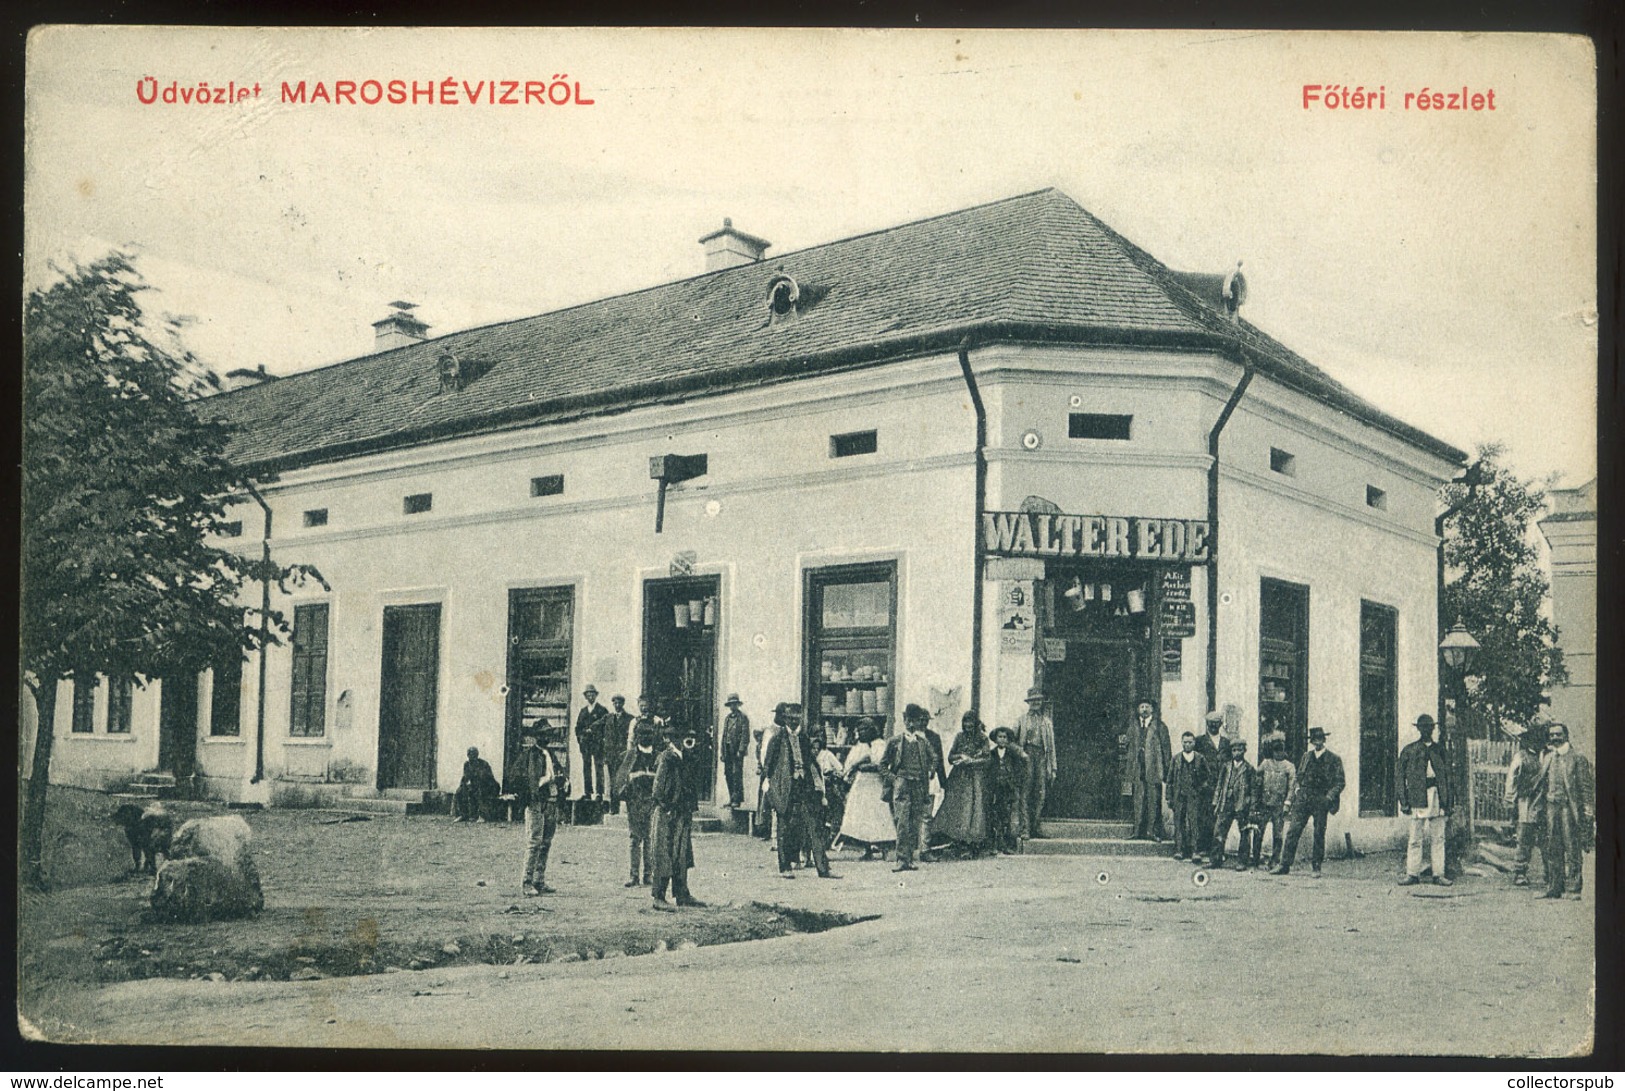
[133,772,177,787]
[1022,837,1175,858]
[323,796,412,816]
[1038,819,1135,839]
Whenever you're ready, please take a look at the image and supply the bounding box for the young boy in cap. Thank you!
[987,725,1028,855]
[721,693,751,808]
[515,722,565,895]
[614,721,661,886]
[1209,738,1256,869]
[1249,737,1296,869]
[1166,731,1211,861]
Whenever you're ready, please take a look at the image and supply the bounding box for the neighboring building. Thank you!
[28,189,1464,844]
[1539,478,1596,758]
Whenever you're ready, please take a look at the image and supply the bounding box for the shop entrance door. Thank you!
[158,674,198,780]
[1046,641,1140,819]
[642,576,720,801]
[377,603,441,790]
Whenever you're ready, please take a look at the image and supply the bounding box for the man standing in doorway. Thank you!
[1537,722,1594,900]
[884,704,938,871]
[1128,698,1172,841]
[1270,726,1344,878]
[1398,714,1452,886]
[761,702,837,880]
[515,723,564,896]
[574,685,610,802]
[720,693,751,809]
[1016,688,1056,839]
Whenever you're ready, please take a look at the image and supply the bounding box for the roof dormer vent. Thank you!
[766,273,800,321]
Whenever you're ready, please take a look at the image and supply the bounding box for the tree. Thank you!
[21,252,318,889]
[1439,442,1567,733]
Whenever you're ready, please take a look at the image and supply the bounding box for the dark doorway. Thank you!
[378,603,442,790]
[158,675,198,780]
[643,576,720,802]
[1358,600,1398,816]
[1259,578,1311,759]
[1046,643,1140,818]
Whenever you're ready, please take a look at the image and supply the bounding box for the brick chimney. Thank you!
[372,301,429,352]
[698,218,771,272]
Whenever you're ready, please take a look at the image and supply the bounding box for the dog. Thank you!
[110,801,173,874]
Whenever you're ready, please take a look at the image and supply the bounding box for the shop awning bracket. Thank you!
[649,453,708,534]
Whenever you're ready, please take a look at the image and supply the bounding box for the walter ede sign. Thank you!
[980,511,1212,563]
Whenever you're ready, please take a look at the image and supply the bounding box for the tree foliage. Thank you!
[1439,442,1567,729]
[21,251,319,887]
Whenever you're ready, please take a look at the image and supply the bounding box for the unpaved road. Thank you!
[26,818,1594,1056]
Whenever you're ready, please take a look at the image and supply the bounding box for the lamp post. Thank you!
[1438,619,1481,861]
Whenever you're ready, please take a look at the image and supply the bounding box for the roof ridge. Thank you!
[204,187,1070,404]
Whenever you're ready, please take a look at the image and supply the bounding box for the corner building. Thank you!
[34,190,1464,846]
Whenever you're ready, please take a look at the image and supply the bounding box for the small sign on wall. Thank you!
[1043,638,1067,662]
[998,581,1036,650]
[1161,636,1183,680]
[670,551,697,577]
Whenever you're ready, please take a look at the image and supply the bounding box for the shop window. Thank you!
[107,679,134,734]
[804,563,898,750]
[219,520,243,539]
[1068,413,1133,440]
[290,603,330,737]
[303,508,329,528]
[1358,601,1398,816]
[531,474,565,498]
[210,657,243,737]
[1366,485,1387,510]
[1270,447,1297,476]
[1259,578,1310,758]
[830,430,878,458]
[403,492,433,515]
[70,677,97,733]
[506,587,574,782]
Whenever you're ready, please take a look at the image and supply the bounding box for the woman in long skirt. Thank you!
[932,711,992,857]
[838,719,895,859]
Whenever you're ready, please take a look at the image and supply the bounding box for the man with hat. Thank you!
[614,718,661,887]
[720,693,751,809]
[1127,698,1172,841]
[987,725,1028,855]
[884,704,940,871]
[1536,721,1594,899]
[1015,688,1057,838]
[1193,711,1228,857]
[514,720,565,896]
[574,685,611,803]
[650,720,706,909]
[1501,720,1547,887]
[1398,713,1452,886]
[1208,737,1256,869]
[761,702,838,879]
[1271,726,1344,877]
[601,694,631,814]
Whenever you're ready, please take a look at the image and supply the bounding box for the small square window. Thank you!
[403,493,433,515]
[303,508,329,528]
[531,474,565,498]
[830,430,878,458]
[1270,447,1297,476]
[1069,413,1133,440]
[1366,485,1388,510]
[219,520,243,538]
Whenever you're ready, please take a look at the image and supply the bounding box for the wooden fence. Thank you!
[1468,737,1516,829]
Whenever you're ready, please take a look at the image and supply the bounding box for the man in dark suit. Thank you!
[1209,738,1256,868]
[1165,731,1211,861]
[650,722,705,910]
[1127,699,1172,841]
[1537,722,1595,899]
[1193,711,1226,857]
[1271,726,1345,877]
[760,702,837,879]
[574,685,611,801]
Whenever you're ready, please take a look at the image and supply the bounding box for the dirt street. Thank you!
[19,790,1593,1055]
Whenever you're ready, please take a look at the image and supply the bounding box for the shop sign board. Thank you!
[1159,567,1197,637]
[997,580,1036,650]
[981,511,1211,562]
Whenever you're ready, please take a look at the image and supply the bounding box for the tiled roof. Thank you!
[205,188,1465,469]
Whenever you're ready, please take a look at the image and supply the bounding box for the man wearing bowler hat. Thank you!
[650,720,706,910]
[1270,726,1344,877]
[1398,713,1452,886]
[1016,688,1056,838]
[574,685,610,802]
[720,693,751,809]
[761,702,838,879]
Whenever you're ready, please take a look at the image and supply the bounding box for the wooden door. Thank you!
[1047,643,1139,819]
[378,604,442,789]
[643,576,720,801]
[158,675,199,778]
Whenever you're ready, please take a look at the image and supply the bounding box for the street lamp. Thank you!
[1439,619,1481,672]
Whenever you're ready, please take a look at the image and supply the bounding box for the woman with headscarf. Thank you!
[932,711,993,858]
[838,718,895,859]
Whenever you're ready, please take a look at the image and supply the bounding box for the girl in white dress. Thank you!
[838,719,895,858]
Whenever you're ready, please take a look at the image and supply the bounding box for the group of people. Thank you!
[1154,706,1347,877]
[1499,719,1595,899]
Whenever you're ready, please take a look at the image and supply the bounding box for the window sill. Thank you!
[202,736,246,745]
[283,736,331,747]
[61,733,137,743]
